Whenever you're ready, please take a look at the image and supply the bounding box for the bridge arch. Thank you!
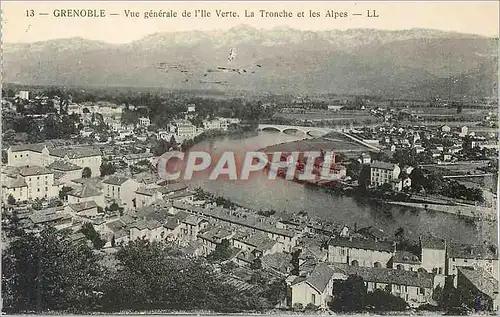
[261,126,282,132]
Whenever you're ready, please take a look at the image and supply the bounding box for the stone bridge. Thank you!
[257,124,345,137]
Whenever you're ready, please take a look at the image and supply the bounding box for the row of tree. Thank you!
[2,225,278,313]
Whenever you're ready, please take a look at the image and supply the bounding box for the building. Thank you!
[232,232,282,258]
[103,176,139,211]
[7,143,102,178]
[67,183,105,207]
[369,161,401,190]
[332,264,436,308]
[2,166,59,201]
[358,153,372,165]
[290,263,336,309]
[392,251,422,271]
[457,266,499,312]
[441,125,451,133]
[171,119,197,140]
[420,236,446,275]
[122,152,154,166]
[459,126,469,137]
[66,201,99,218]
[203,118,222,130]
[187,104,196,113]
[327,237,395,268]
[47,160,83,185]
[19,90,30,100]
[447,243,499,287]
[138,117,151,127]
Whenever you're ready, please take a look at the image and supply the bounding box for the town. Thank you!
[1,86,498,314]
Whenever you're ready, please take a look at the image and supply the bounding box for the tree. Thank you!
[59,186,73,200]
[80,222,106,249]
[329,275,367,312]
[358,164,371,189]
[250,258,262,270]
[2,227,106,312]
[32,198,43,210]
[207,239,233,262]
[82,167,92,178]
[346,160,362,180]
[7,194,16,205]
[100,162,116,177]
[365,289,407,311]
[169,135,178,150]
[290,249,302,275]
[101,239,249,312]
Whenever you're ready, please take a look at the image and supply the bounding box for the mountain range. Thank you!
[3,26,498,98]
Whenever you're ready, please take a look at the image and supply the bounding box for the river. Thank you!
[187,131,496,245]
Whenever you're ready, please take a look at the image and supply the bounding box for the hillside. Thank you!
[3,26,497,98]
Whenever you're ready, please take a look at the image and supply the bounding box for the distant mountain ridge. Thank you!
[3,26,498,97]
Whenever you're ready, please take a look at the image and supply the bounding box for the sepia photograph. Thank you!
[1,1,499,315]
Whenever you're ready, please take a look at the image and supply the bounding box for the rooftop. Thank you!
[333,263,434,288]
[69,184,102,198]
[457,267,499,299]
[448,242,497,260]
[329,237,394,253]
[371,160,397,170]
[68,201,98,213]
[103,176,131,186]
[393,251,421,265]
[47,160,82,171]
[291,263,335,293]
[19,165,53,177]
[50,147,101,159]
[9,142,52,153]
[420,235,446,250]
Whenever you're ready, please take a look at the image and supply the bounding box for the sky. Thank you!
[2,1,499,43]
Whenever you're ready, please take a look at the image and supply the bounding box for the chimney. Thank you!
[354,222,358,233]
[393,241,397,253]
[349,236,353,242]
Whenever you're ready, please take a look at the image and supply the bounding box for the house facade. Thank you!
[327,237,395,268]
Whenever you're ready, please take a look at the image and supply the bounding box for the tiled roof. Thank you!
[291,263,335,293]
[9,143,52,153]
[448,243,497,260]
[157,182,188,194]
[420,235,446,250]
[393,251,421,264]
[4,176,27,188]
[69,184,102,198]
[371,160,396,170]
[457,267,499,299]
[103,176,130,186]
[124,152,153,160]
[135,187,157,196]
[48,160,82,171]
[236,232,277,251]
[19,165,52,177]
[173,201,296,238]
[261,253,293,274]
[106,219,127,232]
[333,263,434,288]
[68,201,98,213]
[29,209,67,224]
[50,147,101,159]
[329,237,394,253]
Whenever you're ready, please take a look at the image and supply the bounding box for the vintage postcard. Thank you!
[1,1,498,315]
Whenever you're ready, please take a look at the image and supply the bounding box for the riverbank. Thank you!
[386,201,497,221]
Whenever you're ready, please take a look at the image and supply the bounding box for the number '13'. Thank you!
[26,10,34,17]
